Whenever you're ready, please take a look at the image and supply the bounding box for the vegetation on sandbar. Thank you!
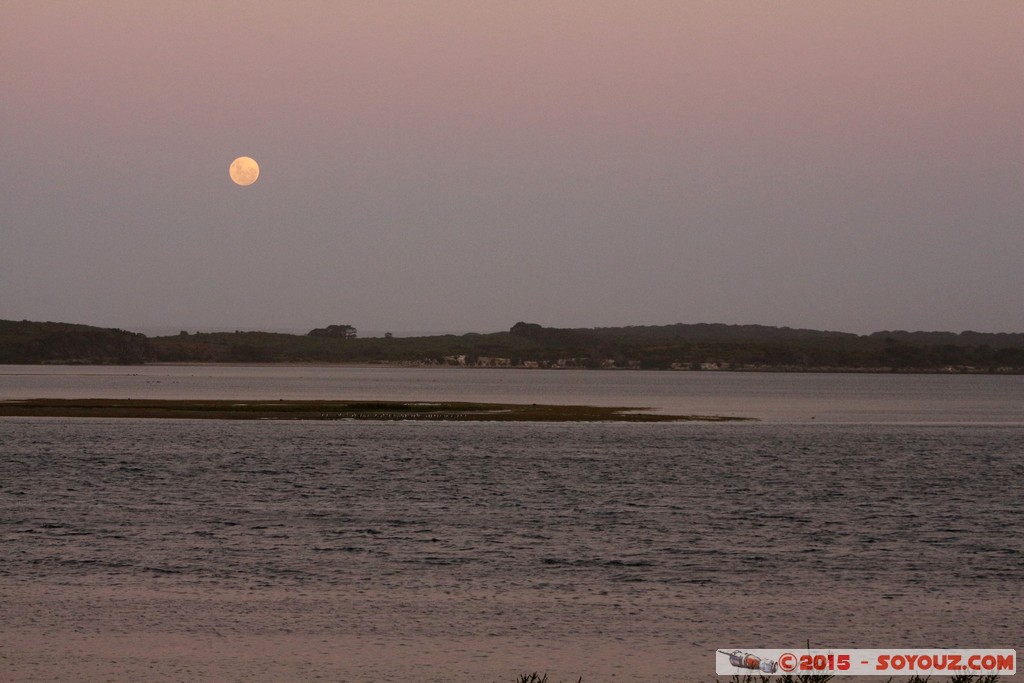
[0,398,751,422]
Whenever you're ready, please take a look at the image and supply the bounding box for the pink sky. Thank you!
[3,1,1022,333]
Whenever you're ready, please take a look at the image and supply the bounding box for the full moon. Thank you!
[229,156,259,186]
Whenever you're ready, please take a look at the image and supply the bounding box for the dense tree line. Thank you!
[2,319,1022,372]
[0,320,148,364]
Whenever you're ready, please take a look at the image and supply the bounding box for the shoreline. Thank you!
[9,359,1023,374]
[0,398,753,422]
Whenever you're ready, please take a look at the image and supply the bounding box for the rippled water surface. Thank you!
[3,419,1023,681]
[1,368,1022,681]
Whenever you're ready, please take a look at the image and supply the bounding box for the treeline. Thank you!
[2,318,1023,372]
[0,320,148,364]
[145,329,539,365]
[504,322,1024,371]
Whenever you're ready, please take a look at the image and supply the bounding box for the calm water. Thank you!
[1,367,1022,681]
[3,364,1024,422]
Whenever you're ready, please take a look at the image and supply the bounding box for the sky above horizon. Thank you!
[3,1,1022,335]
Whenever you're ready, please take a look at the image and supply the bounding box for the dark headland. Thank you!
[2,318,1023,373]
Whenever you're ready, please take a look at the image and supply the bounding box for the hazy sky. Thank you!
[3,1,1022,335]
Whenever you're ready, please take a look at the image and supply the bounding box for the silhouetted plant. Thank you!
[512,674,581,683]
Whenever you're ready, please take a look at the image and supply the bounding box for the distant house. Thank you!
[308,324,357,339]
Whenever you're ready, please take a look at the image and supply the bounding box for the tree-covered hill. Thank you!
[1,318,1023,372]
[146,329,540,364]
[0,320,148,364]
[505,322,1024,371]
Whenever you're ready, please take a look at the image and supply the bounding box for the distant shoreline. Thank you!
[4,318,1023,373]
[21,359,1024,375]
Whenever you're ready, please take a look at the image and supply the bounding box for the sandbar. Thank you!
[0,398,751,422]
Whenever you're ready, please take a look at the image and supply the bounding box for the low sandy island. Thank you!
[0,398,751,422]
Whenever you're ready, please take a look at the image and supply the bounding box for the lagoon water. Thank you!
[4,364,1024,423]
[1,366,1022,681]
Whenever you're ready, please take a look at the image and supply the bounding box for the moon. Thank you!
[229,156,259,186]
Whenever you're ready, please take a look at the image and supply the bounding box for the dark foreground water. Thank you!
[2,417,1021,681]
